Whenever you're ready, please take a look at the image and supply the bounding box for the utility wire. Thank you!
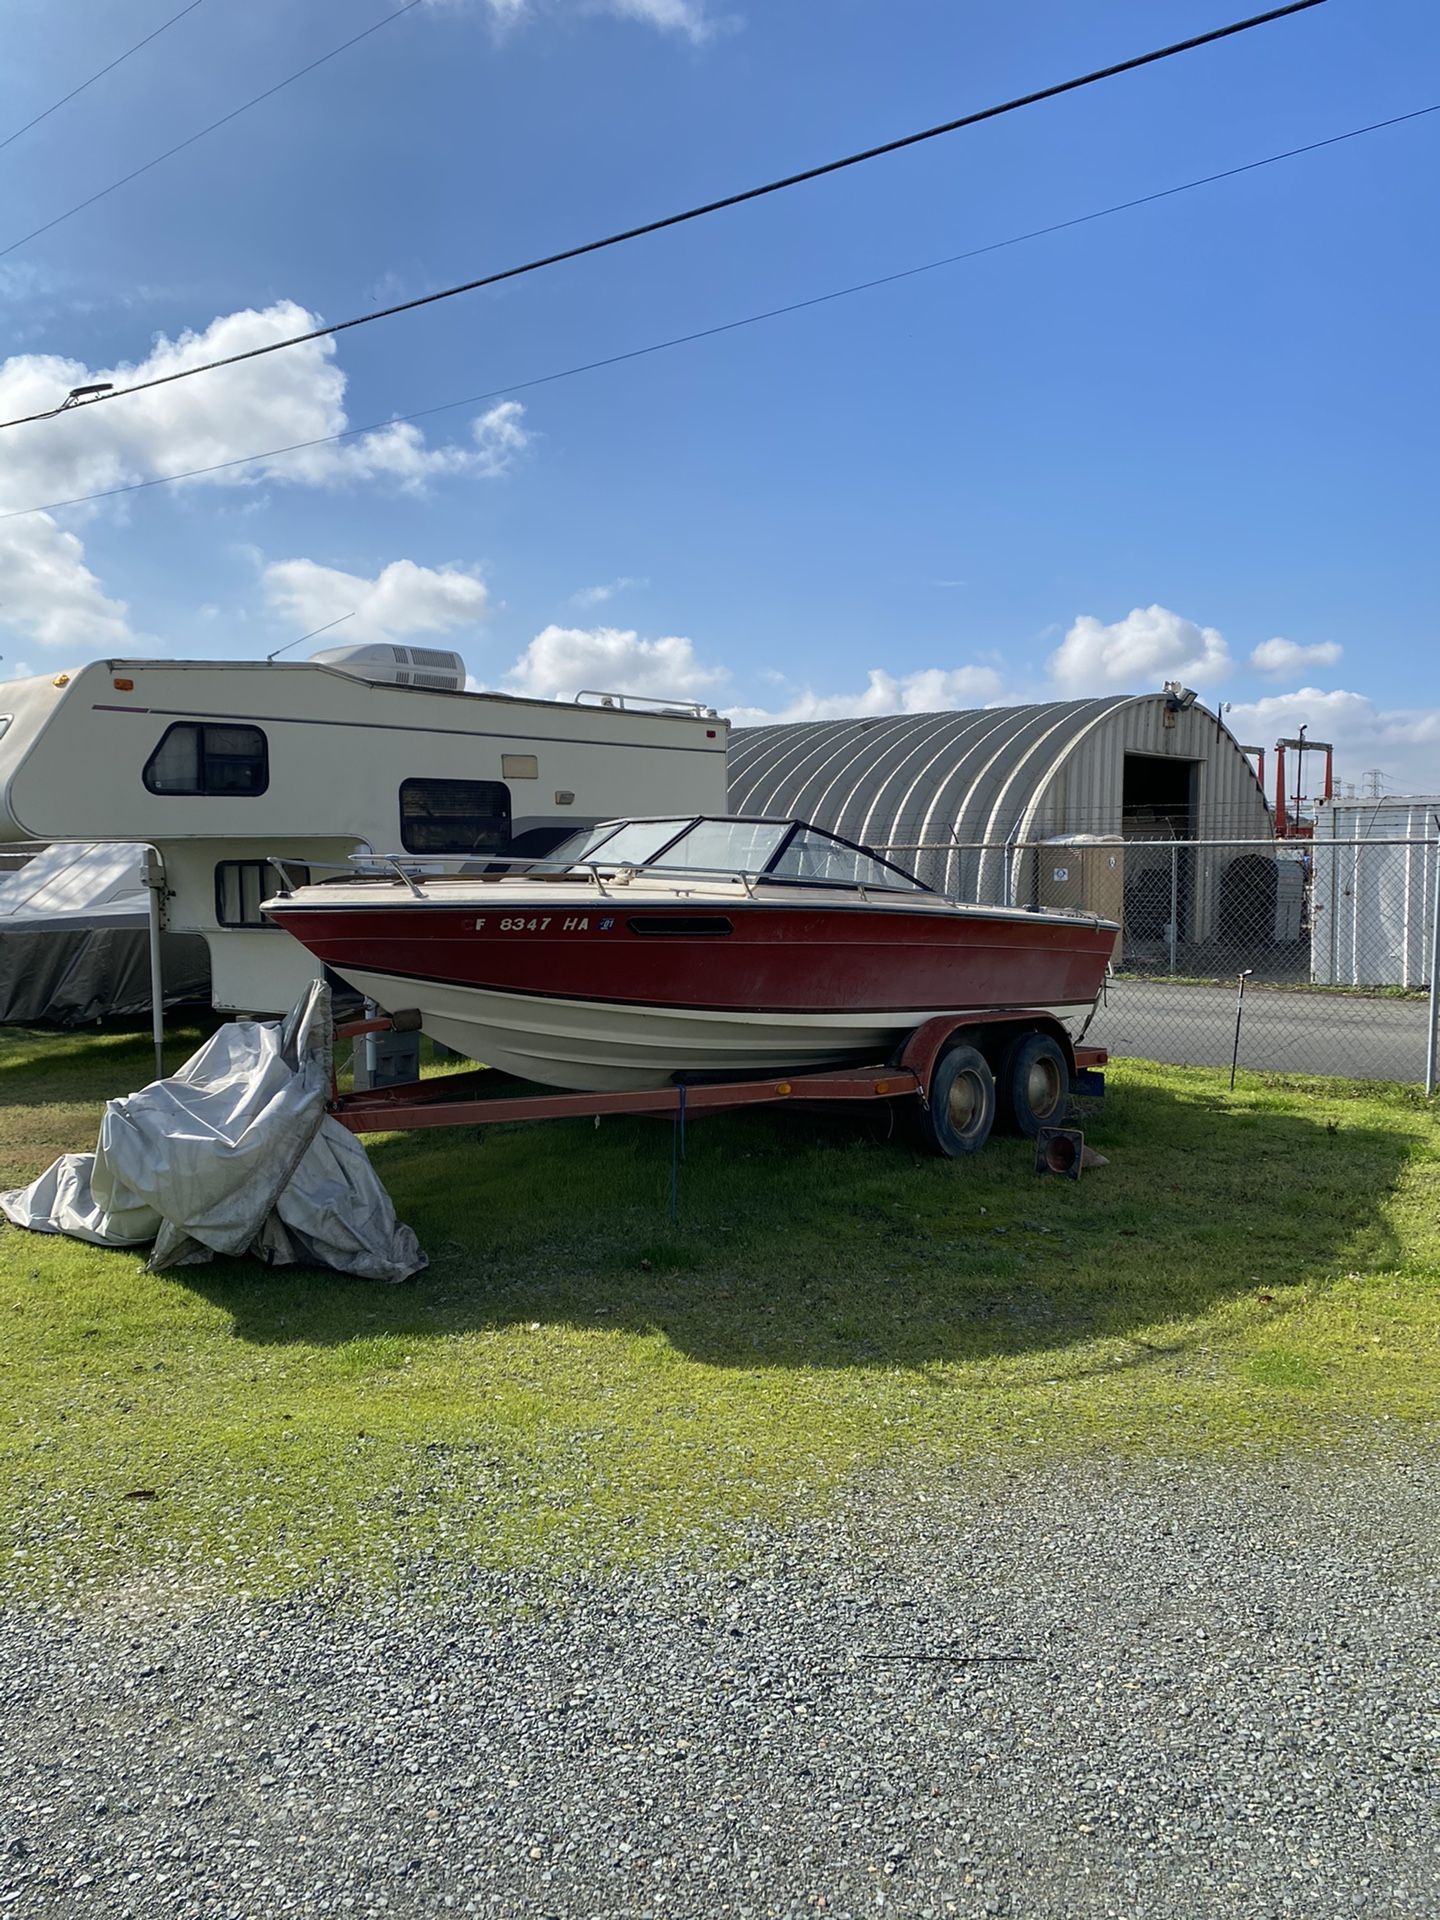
[0,0,1326,432]
[0,0,425,264]
[0,0,212,157]
[3,94,1428,528]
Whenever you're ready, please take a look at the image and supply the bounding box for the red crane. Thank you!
[1273,731,1334,838]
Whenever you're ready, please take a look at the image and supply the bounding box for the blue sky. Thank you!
[1,0,1437,790]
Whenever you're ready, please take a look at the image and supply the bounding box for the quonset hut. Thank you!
[728,692,1275,952]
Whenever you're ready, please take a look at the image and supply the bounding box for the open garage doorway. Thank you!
[1122,753,1199,948]
[1122,753,1198,837]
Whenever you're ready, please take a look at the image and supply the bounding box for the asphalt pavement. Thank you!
[1088,979,1434,1083]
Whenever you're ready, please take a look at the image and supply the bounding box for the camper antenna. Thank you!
[267,610,355,661]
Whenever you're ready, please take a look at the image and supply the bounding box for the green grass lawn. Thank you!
[1,1022,1437,1599]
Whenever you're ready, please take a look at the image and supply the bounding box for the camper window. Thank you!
[399,778,511,855]
[144,723,268,796]
[216,859,309,929]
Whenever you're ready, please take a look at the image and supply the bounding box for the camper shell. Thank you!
[0,655,730,1012]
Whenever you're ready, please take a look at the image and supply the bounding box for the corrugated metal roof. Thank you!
[728,696,1139,845]
[730,692,1273,915]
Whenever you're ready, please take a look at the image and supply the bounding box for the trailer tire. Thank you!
[916,1043,995,1158]
[997,1031,1070,1137]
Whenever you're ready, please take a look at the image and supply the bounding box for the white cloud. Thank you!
[262,558,491,646]
[0,303,526,662]
[0,519,135,653]
[731,664,1005,725]
[504,625,725,702]
[301,402,529,490]
[1050,604,1231,693]
[506,639,1005,725]
[1226,687,1440,795]
[569,575,647,608]
[468,0,717,41]
[1248,635,1343,676]
[468,400,530,476]
[0,263,54,309]
[0,305,528,508]
[597,0,715,40]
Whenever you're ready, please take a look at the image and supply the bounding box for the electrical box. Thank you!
[1039,836,1125,963]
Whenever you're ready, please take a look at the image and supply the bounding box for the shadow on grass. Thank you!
[171,1073,1417,1373]
[0,1020,216,1109]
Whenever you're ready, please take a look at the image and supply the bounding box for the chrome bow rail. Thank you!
[263,848,941,905]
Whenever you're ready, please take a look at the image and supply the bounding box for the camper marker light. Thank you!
[113,677,135,690]
[52,673,69,686]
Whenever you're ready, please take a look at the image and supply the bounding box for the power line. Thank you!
[0,0,212,157]
[4,93,1429,528]
[0,0,425,265]
[0,0,1326,433]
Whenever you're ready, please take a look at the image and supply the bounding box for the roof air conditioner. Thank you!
[309,642,467,692]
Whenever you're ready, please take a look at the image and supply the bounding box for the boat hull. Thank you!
[268,891,1115,1091]
[332,965,1098,1090]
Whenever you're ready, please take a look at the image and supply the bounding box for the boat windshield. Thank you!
[543,817,926,891]
[549,820,685,868]
[659,819,790,873]
[768,827,924,891]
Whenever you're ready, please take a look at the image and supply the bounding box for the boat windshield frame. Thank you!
[542,816,932,895]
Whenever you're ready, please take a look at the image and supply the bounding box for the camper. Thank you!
[0,647,730,1013]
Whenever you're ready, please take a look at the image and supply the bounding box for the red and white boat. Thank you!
[263,817,1117,1093]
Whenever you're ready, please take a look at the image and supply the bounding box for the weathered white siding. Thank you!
[1311,798,1440,987]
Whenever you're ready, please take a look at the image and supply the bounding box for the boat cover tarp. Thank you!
[0,981,424,1283]
[0,844,209,1024]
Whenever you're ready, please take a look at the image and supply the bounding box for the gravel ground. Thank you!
[2,1447,1437,1920]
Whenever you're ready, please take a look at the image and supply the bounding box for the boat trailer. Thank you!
[328,1009,1106,1161]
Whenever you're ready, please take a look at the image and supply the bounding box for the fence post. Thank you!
[1168,843,1179,975]
[1426,830,1440,1098]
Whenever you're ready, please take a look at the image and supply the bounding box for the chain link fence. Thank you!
[875,834,1440,1087]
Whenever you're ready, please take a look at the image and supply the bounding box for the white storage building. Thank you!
[1310,797,1440,988]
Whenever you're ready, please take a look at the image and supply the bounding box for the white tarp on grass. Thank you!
[0,981,424,1283]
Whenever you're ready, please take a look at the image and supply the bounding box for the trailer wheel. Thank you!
[997,1031,1070,1137]
[916,1043,995,1158]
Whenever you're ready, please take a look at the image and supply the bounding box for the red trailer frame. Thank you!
[329,1010,1107,1148]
